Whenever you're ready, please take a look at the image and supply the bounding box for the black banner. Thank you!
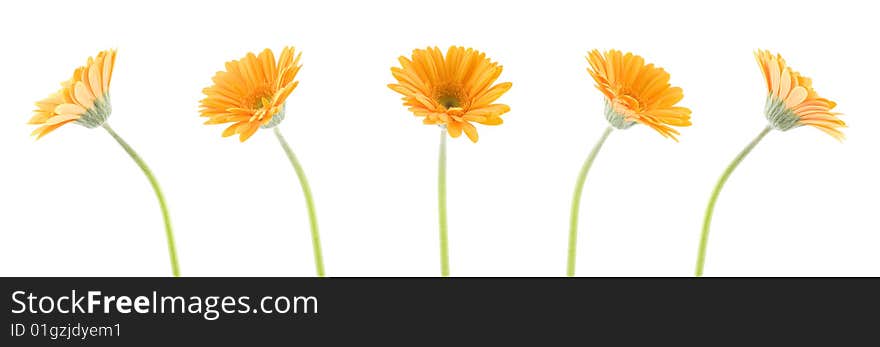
[2,278,879,345]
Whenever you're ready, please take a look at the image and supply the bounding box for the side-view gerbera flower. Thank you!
[200,47,325,277]
[567,49,691,276]
[694,50,845,277]
[389,46,512,276]
[29,49,181,276]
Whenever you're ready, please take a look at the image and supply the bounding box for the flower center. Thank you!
[239,87,286,129]
[433,82,466,109]
[254,96,271,109]
[243,84,275,110]
[437,95,461,108]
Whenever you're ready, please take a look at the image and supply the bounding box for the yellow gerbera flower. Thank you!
[567,50,691,276]
[755,50,845,140]
[28,49,116,139]
[200,47,324,276]
[28,49,180,276]
[200,47,302,142]
[695,50,845,277]
[586,49,691,140]
[388,46,512,143]
[388,46,510,276]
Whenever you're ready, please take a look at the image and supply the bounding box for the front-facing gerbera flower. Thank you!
[567,50,691,276]
[29,49,116,138]
[200,47,301,142]
[200,47,325,277]
[755,50,845,139]
[29,49,181,276]
[389,46,511,277]
[388,46,512,143]
[695,50,845,277]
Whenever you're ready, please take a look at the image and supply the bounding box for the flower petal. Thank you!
[73,82,95,109]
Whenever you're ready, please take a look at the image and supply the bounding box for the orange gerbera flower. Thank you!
[586,49,691,140]
[388,46,512,142]
[695,51,846,276]
[28,49,117,139]
[200,47,302,142]
[28,49,181,275]
[755,50,845,140]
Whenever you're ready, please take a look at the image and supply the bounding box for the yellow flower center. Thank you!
[243,84,275,110]
[255,96,272,110]
[433,83,466,109]
[437,95,461,108]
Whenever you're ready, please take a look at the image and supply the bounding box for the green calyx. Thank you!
[763,95,801,131]
[75,95,112,128]
[260,104,286,129]
[603,100,636,130]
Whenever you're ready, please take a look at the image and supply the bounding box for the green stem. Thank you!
[102,123,180,277]
[274,127,325,277]
[438,129,449,277]
[567,126,613,277]
[695,126,772,277]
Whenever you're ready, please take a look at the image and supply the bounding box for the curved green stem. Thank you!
[274,127,325,277]
[438,129,449,277]
[695,126,772,277]
[102,123,180,277]
[567,126,613,277]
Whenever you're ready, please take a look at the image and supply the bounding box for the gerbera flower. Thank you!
[567,50,691,277]
[695,50,845,277]
[200,47,325,277]
[755,50,845,139]
[586,49,692,140]
[29,49,116,139]
[389,46,511,277]
[200,47,301,142]
[388,46,512,143]
[29,49,180,276]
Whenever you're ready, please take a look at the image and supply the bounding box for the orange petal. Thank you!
[222,123,243,137]
[461,122,479,142]
[785,86,808,109]
[103,50,116,92]
[54,104,86,116]
[45,114,80,125]
[73,82,95,109]
[88,60,103,97]
[446,122,462,138]
[472,82,512,108]
[768,57,781,97]
[238,122,260,142]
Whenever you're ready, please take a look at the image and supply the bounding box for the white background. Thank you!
[0,0,877,277]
